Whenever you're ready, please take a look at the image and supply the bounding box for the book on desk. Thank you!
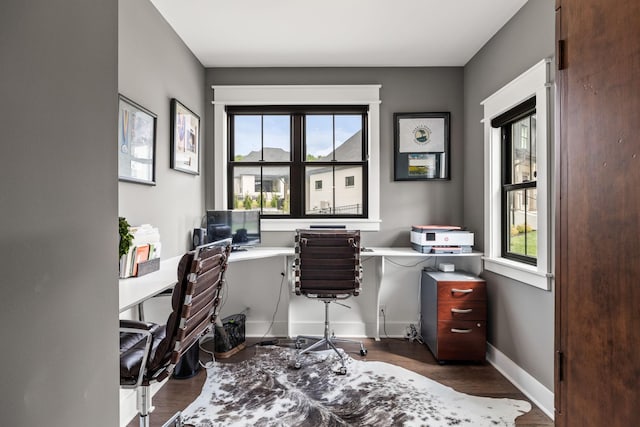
[119,224,161,278]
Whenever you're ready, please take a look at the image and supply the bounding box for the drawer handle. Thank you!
[451,308,473,314]
[451,328,473,334]
[451,288,474,294]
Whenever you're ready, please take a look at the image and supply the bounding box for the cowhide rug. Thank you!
[180,346,531,427]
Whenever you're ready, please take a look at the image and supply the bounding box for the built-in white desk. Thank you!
[119,247,482,339]
[118,247,294,313]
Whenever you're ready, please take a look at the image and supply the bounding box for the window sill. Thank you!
[483,256,552,290]
[261,218,381,232]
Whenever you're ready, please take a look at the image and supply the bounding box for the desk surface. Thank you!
[119,246,482,312]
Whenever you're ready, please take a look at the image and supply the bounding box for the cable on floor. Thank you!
[251,271,286,353]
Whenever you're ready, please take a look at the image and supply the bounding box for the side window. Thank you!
[481,59,551,290]
[494,98,537,265]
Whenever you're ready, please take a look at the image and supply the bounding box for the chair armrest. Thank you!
[120,319,156,331]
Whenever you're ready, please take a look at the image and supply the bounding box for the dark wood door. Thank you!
[555,0,640,425]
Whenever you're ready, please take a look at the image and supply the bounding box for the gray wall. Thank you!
[119,0,206,258]
[0,1,119,426]
[463,0,556,389]
[206,68,465,247]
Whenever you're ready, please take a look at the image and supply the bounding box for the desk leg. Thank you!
[138,302,145,322]
[374,256,384,341]
[285,255,292,339]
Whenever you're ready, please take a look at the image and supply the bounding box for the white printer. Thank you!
[410,225,474,254]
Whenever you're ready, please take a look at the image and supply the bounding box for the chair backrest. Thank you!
[294,229,362,297]
[148,239,231,379]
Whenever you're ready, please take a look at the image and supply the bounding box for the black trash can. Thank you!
[172,342,201,379]
[214,314,246,358]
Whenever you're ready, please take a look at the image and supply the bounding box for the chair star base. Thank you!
[293,300,367,374]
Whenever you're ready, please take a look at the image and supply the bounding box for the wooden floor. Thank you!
[128,338,553,427]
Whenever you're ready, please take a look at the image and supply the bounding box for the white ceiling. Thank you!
[149,0,528,68]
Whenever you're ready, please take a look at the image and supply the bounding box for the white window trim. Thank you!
[212,85,382,231]
[481,59,553,290]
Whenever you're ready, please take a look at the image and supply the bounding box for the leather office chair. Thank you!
[293,229,367,374]
[120,239,231,427]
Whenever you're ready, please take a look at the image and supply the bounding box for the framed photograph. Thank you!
[393,112,450,181]
[118,95,157,185]
[170,98,200,175]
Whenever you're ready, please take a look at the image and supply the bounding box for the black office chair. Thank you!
[293,229,367,374]
[119,239,231,427]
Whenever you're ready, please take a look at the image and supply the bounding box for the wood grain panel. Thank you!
[556,1,640,425]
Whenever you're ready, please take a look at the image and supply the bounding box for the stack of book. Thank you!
[119,224,161,278]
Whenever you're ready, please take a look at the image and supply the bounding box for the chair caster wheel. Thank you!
[338,366,347,375]
[293,362,301,369]
[360,348,367,356]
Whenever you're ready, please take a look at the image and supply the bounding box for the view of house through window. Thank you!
[227,107,367,218]
[499,100,537,264]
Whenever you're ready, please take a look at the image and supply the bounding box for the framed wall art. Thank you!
[118,94,157,185]
[170,98,200,175]
[393,112,450,181]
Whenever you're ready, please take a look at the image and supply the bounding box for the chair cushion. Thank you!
[119,321,167,386]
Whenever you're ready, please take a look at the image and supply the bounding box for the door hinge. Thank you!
[557,39,566,70]
[557,350,564,382]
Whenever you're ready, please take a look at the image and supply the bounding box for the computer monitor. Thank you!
[206,210,261,251]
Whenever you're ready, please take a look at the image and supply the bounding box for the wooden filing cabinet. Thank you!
[420,270,487,362]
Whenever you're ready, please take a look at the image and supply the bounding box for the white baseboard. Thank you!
[376,321,416,339]
[486,343,554,420]
[287,321,368,338]
[245,320,289,338]
[245,320,414,339]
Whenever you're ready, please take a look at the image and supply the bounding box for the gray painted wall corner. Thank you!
[463,0,556,390]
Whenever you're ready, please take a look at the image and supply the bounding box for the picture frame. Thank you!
[118,95,157,185]
[393,112,450,181]
[170,98,200,175]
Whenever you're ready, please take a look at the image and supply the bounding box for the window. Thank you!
[227,107,367,218]
[212,85,381,231]
[482,59,552,290]
[492,97,537,265]
[345,176,355,187]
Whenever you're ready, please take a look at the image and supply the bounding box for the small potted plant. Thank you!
[119,217,133,272]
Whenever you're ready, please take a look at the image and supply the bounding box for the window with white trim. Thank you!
[226,106,368,218]
[212,85,382,232]
[481,59,552,290]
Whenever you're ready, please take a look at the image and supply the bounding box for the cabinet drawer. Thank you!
[437,281,486,302]
[437,301,486,321]
[436,320,486,361]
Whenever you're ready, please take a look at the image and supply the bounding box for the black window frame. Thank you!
[492,97,537,266]
[226,105,369,219]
